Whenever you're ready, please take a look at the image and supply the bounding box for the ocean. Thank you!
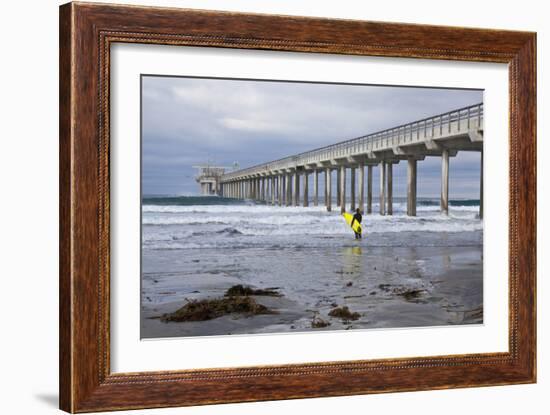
[141,196,483,338]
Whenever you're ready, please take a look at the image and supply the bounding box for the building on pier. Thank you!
[193,165,228,196]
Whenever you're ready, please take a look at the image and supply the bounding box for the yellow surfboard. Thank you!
[342,212,362,235]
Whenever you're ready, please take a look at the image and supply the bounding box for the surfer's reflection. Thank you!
[341,246,363,277]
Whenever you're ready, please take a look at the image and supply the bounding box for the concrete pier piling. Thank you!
[326,168,332,212]
[286,173,292,206]
[407,158,417,216]
[340,165,346,214]
[294,171,300,206]
[379,161,386,216]
[313,169,319,206]
[278,174,283,206]
[367,165,373,214]
[303,171,309,207]
[336,168,341,207]
[441,149,449,215]
[271,176,279,206]
[282,175,285,205]
[387,163,393,215]
[350,167,356,211]
[218,103,483,218]
[358,164,364,213]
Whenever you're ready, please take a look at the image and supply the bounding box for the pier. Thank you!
[219,103,483,217]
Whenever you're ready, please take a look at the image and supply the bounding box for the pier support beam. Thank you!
[261,177,265,201]
[303,172,309,207]
[293,171,300,206]
[324,169,328,206]
[479,151,483,219]
[379,161,386,215]
[441,149,449,215]
[387,163,393,215]
[313,169,319,206]
[340,166,347,214]
[271,176,277,206]
[367,165,373,214]
[407,158,417,216]
[286,173,292,206]
[358,165,364,213]
[337,168,341,207]
[278,174,283,206]
[350,167,356,211]
[326,168,332,212]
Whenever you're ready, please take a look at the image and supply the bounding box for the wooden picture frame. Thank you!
[59,2,536,412]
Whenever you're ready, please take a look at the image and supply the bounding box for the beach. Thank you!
[141,197,483,338]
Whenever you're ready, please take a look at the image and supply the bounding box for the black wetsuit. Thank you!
[351,212,362,239]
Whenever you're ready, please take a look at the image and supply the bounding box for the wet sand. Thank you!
[141,243,482,338]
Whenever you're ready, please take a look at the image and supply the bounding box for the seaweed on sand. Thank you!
[378,284,427,302]
[311,313,331,328]
[224,284,282,297]
[400,289,426,301]
[328,306,361,321]
[161,296,274,322]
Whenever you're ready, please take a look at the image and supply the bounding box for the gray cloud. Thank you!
[142,76,482,198]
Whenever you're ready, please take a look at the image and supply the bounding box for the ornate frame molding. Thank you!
[60,2,536,412]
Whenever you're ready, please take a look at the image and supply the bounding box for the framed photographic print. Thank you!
[59,2,536,412]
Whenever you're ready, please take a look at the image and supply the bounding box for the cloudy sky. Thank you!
[142,76,483,198]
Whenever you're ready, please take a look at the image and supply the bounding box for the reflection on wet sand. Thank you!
[142,241,483,338]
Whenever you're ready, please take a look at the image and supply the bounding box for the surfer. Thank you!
[351,208,362,239]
